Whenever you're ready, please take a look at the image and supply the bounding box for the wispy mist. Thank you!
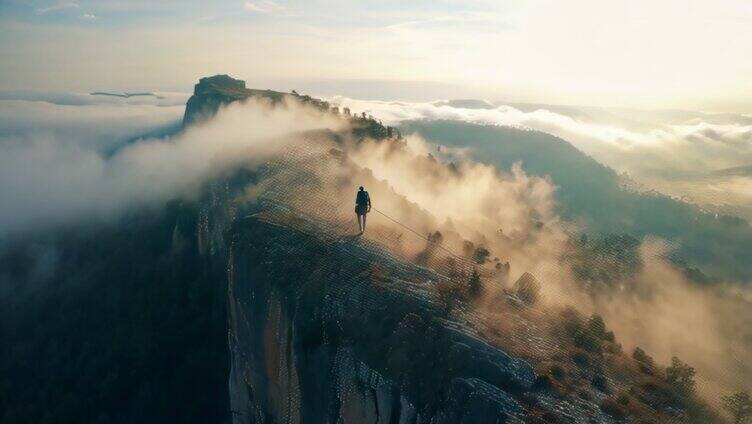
[0,96,343,235]
[332,97,752,217]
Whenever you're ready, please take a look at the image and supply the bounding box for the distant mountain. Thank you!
[401,120,752,281]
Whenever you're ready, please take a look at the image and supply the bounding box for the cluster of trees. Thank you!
[560,309,617,356]
[631,344,751,422]
[665,356,697,399]
[462,241,491,265]
[415,228,747,422]
[555,308,735,422]
[436,268,483,314]
[569,234,642,288]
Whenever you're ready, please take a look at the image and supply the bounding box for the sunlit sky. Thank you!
[1,0,751,112]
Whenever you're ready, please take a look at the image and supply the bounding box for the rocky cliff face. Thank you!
[183,74,337,128]
[225,212,537,423]
[181,76,622,423]
[183,74,393,140]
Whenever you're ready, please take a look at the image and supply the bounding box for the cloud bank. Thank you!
[331,97,752,217]
[0,96,343,236]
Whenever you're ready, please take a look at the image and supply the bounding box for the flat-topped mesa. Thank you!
[193,75,245,95]
[182,74,400,140]
[183,74,261,126]
[183,74,328,127]
[193,74,247,96]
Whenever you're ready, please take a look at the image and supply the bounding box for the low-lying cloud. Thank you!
[0,96,343,236]
[0,98,184,150]
[331,97,752,217]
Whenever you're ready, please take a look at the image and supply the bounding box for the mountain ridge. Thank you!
[0,76,733,424]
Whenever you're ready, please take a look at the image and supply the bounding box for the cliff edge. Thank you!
[227,213,537,423]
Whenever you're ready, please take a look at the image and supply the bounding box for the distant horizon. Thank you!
[2,1,752,114]
[2,79,751,117]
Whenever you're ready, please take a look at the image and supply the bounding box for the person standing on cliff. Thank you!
[355,186,371,234]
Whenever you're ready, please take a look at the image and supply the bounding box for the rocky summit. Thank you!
[183,74,286,126]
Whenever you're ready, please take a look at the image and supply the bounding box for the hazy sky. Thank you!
[1,0,751,112]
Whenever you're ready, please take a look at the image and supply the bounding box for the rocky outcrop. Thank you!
[183,75,289,127]
[226,214,536,423]
[182,75,399,142]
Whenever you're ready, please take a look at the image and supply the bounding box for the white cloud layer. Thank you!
[332,97,752,216]
[0,96,343,235]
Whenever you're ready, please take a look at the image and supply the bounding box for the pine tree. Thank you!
[467,268,482,299]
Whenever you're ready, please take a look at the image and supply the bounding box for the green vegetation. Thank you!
[436,279,463,314]
[472,246,490,264]
[568,234,642,287]
[666,356,697,399]
[466,268,483,299]
[436,267,483,313]
[544,307,721,422]
[632,347,656,374]
[558,309,617,355]
[550,364,566,382]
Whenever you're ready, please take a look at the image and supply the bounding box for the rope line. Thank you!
[370,207,476,268]
[256,147,480,273]
[370,207,426,241]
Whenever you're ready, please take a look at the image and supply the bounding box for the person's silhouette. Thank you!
[355,186,371,234]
